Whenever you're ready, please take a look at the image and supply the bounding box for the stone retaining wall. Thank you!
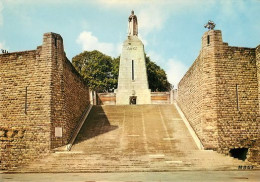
[178,30,260,164]
[97,92,173,105]
[0,49,52,169]
[97,93,116,105]
[0,32,90,170]
[47,33,90,148]
[151,92,171,104]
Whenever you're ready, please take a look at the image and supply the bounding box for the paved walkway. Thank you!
[1,171,259,182]
[11,105,255,172]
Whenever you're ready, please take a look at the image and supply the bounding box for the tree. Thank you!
[72,50,117,92]
[145,55,172,91]
[72,50,172,92]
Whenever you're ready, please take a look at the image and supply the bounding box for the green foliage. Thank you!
[145,55,172,91]
[72,50,172,92]
[72,50,117,92]
[111,56,120,82]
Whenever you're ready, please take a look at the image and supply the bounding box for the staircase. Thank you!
[13,105,254,172]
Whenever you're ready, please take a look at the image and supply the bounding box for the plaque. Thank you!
[55,127,62,137]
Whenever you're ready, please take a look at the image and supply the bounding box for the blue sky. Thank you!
[0,0,259,87]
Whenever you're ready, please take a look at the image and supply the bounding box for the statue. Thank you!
[128,10,138,36]
[204,20,216,30]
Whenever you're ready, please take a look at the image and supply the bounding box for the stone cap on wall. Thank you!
[256,44,260,51]
[201,29,224,48]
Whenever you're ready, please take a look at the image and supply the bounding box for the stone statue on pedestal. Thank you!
[115,10,151,105]
[128,10,138,36]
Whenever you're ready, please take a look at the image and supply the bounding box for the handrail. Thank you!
[66,103,93,151]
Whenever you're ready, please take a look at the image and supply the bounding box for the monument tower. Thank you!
[115,11,151,105]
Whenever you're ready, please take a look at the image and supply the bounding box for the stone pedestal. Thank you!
[115,35,151,105]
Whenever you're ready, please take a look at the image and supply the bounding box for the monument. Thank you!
[115,11,151,105]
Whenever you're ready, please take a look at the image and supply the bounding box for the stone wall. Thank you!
[151,92,171,104]
[60,58,90,147]
[0,32,90,170]
[215,46,258,158]
[97,92,172,105]
[46,33,90,148]
[252,45,260,164]
[178,30,220,149]
[178,30,260,164]
[0,49,52,169]
[97,93,116,105]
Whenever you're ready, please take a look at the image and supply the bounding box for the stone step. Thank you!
[11,105,257,173]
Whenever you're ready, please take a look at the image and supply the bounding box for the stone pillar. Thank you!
[116,36,151,105]
[201,30,224,49]
[256,45,260,114]
[41,32,68,148]
[172,89,178,103]
[255,45,260,164]
[200,30,224,149]
[89,90,93,105]
[116,11,151,105]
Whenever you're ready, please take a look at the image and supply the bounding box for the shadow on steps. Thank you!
[74,106,118,145]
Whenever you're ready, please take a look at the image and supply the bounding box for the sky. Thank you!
[0,0,259,88]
